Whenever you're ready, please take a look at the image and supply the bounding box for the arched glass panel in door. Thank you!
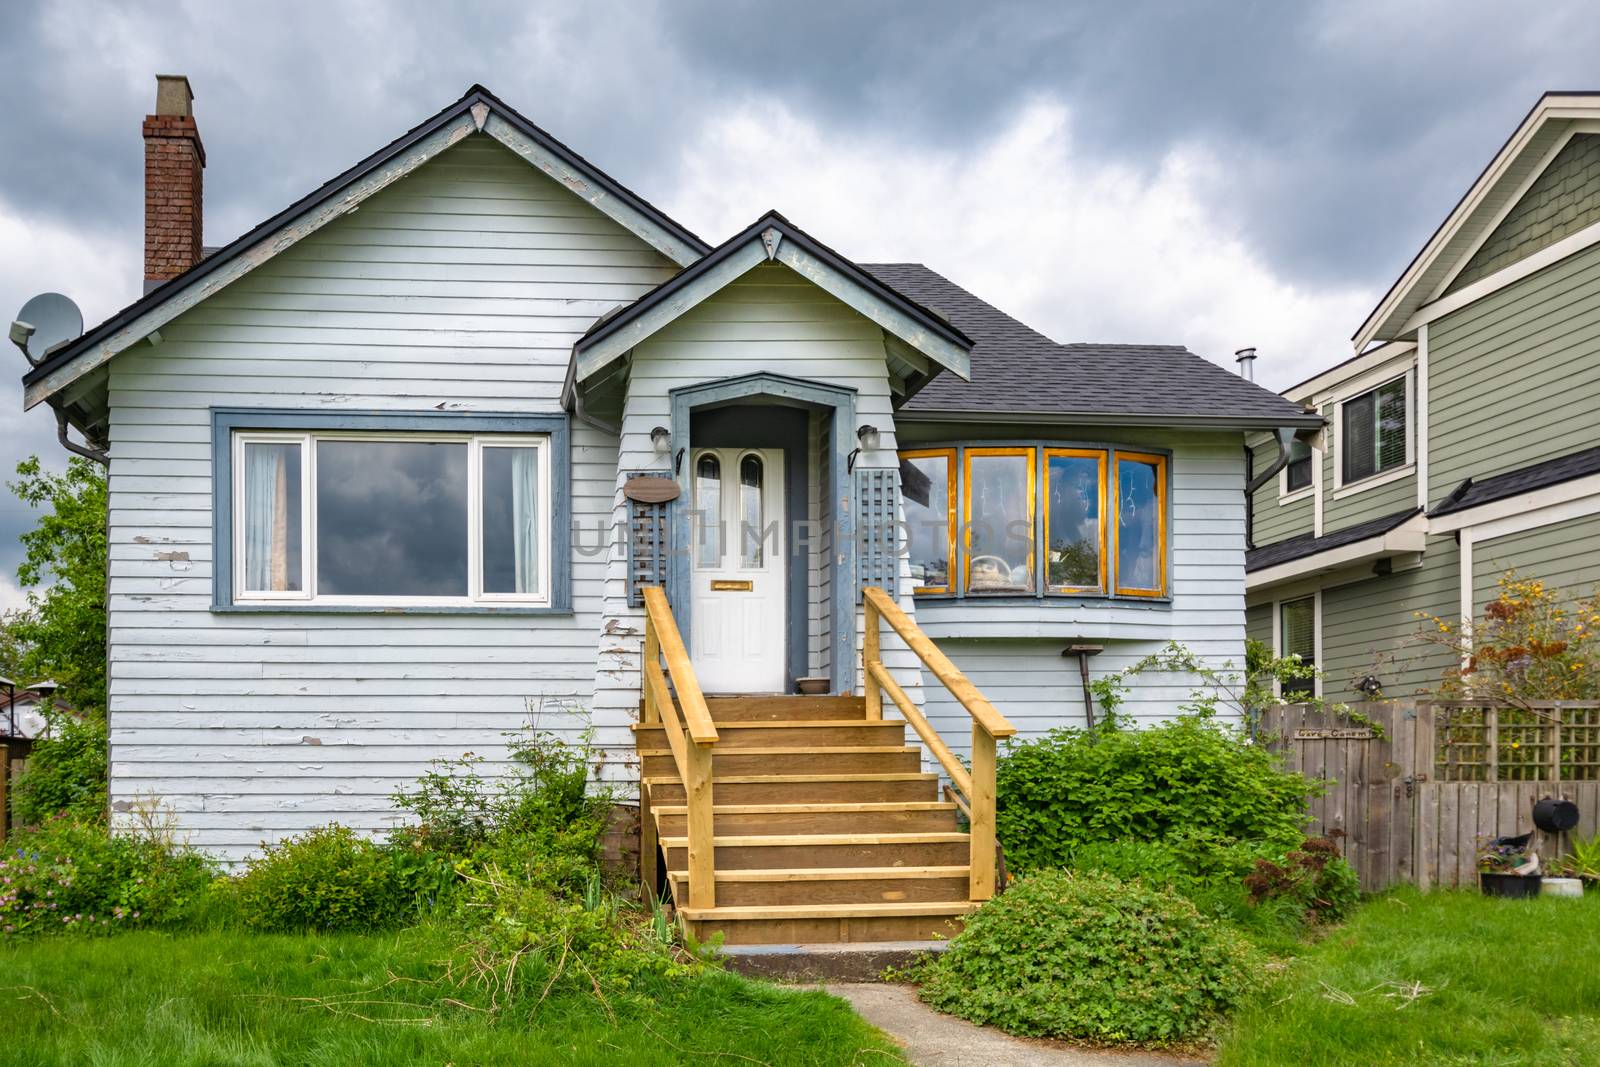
[695,453,722,567]
[740,453,764,567]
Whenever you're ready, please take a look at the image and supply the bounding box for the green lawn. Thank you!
[1218,887,1600,1066]
[0,928,903,1066]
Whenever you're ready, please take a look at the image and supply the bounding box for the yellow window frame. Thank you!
[1113,450,1168,597]
[1042,448,1107,594]
[962,446,1036,594]
[898,448,957,594]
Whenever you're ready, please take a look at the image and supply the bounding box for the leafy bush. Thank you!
[10,712,108,827]
[391,730,612,902]
[995,715,1314,871]
[233,825,409,932]
[0,815,215,938]
[919,869,1255,1044]
[1243,837,1360,925]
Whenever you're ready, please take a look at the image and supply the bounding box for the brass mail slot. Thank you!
[710,579,753,592]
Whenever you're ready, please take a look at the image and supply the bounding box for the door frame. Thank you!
[668,372,858,693]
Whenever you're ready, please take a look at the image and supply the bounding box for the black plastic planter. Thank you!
[1480,873,1542,898]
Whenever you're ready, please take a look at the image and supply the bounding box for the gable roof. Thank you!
[570,212,974,385]
[869,264,1322,429]
[1354,92,1600,351]
[23,84,709,413]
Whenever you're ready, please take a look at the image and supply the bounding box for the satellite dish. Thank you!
[12,292,83,366]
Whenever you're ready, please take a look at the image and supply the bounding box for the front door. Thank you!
[689,447,786,693]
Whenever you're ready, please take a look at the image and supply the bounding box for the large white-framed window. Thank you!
[1333,371,1414,495]
[230,430,552,607]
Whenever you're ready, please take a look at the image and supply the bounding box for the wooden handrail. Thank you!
[863,587,1016,739]
[640,586,716,909]
[643,587,718,745]
[868,661,973,799]
[862,586,1014,900]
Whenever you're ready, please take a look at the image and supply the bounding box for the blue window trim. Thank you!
[210,408,572,615]
[901,439,1174,606]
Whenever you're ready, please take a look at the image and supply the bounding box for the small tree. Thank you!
[5,455,109,825]
[1417,571,1600,701]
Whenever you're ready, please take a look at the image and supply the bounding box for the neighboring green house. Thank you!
[1246,93,1600,698]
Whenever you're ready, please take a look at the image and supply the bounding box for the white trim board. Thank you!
[1429,470,1600,534]
[1457,488,1600,633]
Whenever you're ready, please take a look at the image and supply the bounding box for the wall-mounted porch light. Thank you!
[650,426,671,456]
[848,424,880,473]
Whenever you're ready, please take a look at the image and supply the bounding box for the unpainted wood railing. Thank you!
[862,586,1016,900]
[638,587,719,909]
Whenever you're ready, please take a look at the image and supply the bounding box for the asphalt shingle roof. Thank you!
[1246,507,1421,573]
[863,263,1320,426]
[1429,445,1600,518]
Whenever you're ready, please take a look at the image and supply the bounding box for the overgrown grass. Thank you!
[1218,887,1600,1066]
[0,927,904,1066]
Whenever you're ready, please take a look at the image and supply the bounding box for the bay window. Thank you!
[897,443,1167,600]
[900,449,956,593]
[220,411,566,610]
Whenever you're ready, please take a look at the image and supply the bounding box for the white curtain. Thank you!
[512,448,538,595]
[244,444,290,591]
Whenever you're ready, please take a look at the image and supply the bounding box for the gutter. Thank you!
[894,409,1325,431]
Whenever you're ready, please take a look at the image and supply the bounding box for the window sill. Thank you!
[212,603,573,616]
[1278,486,1315,506]
[1332,463,1413,500]
[913,592,1172,607]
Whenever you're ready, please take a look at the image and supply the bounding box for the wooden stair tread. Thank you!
[632,720,904,731]
[644,772,935,784]
[660,832,970,847]
[638,745,919,757]
[678,901,977,921]
[668,866,969,882]
[651,802,954,815]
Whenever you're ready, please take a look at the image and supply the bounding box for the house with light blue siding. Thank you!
[1246,92,1600,701]
[19,77,1317,943]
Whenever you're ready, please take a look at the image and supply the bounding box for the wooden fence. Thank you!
[1261,700,1600,891]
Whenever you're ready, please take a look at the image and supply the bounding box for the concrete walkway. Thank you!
[823,983,1208,1067]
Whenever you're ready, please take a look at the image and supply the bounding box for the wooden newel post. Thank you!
[685,741,715,909]
[863,597,882,720]
[0,739,9,846]
[639,618,661,901]
[969,725,997,900]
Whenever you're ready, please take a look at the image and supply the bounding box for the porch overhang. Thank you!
[1245,510,1428,593]
[570,212,974,390]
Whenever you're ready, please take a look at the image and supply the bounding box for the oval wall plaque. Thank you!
[623,475,680,503]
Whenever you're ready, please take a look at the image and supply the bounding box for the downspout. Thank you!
[54,405,109,466]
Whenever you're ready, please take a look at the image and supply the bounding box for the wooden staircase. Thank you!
[634,588,1016,946]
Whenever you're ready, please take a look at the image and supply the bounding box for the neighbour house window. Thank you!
[901,450,956,594]
[1279,596,1316,699]
[897,444,1167,600]
[232,432,552,605]
[1341,376,1408,484]
[1284,439,1313,493]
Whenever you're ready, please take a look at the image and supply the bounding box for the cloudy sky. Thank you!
[1,0,1597,605]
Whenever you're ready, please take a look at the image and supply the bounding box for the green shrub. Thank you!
[233,825,408,932]
[919,869,1255,1044]
[1242,836,1360,925]
[995,715,1315,871]
[10,713,108,827]
[391,730,612,904]
[0,815,215,938]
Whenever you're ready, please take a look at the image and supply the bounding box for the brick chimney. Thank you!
[143,74,205,292]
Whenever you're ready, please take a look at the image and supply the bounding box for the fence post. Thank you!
[1552,705,1563,784]
[863,596,882,720]
[639,617,660,902]
[0,738,8,845]
[969,725,997,900]
[1485,705,1498,782]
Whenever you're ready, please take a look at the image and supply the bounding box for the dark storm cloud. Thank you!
[2,0,1598,592]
